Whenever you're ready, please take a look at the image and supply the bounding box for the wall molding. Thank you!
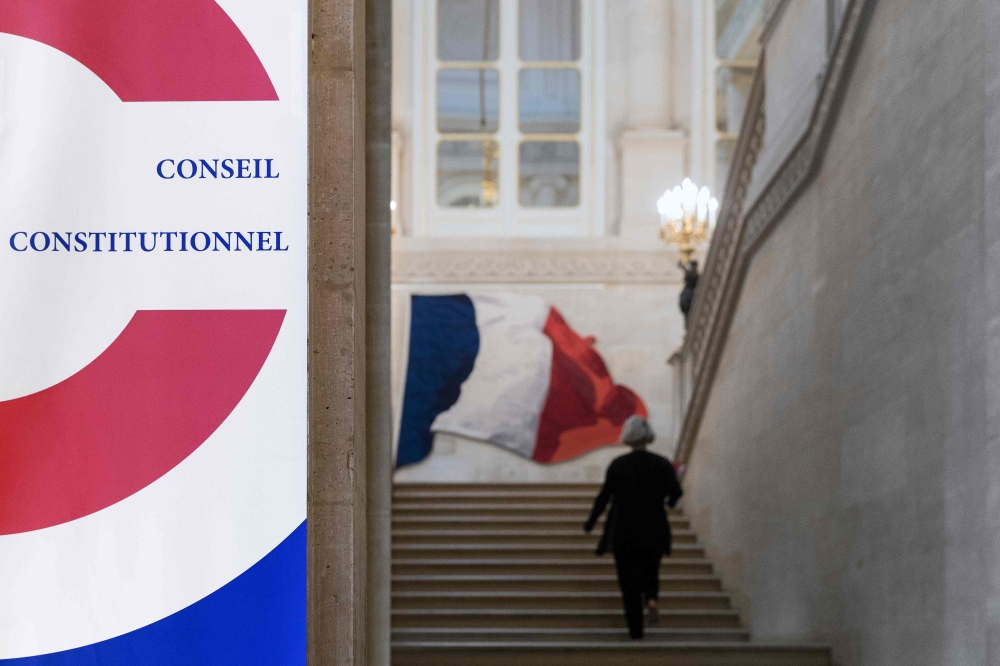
[675,0,878,468]
[392,247,684,285]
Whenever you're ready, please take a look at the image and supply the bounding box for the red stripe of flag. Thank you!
[532,307,647,463]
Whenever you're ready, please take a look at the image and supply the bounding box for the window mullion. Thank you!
[499,0,520,235]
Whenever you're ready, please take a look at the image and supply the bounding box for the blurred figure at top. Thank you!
[583,416,683,640]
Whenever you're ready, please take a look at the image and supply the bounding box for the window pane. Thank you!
[519,69,580,134]
[519,0,580,61]
[438,0,499,62]
[438,140,500,208]
[438,69,500,133]
[519,141,579,207]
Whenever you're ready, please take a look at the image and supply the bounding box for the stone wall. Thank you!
[683,1,994,663]
[980,0,1000,659]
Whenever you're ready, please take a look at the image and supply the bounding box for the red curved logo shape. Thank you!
[0,310,285,535]
[0,0,278,102]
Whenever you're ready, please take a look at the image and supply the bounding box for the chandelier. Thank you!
[657,178,719,265]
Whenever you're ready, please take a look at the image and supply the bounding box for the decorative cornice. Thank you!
[675,0,877,469]
[392,248,684,285]
[684,53,767,381]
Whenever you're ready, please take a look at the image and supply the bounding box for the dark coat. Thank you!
[679,263,699,322]
[584,450,683,556]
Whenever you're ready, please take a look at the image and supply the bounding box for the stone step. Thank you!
[392,558,715,576]
[392,529,698,545]
[392,515,691,530]
[391,642,832,666]
[394,483,603,493]
[392,590,732,611]
[391,627,751,643]
[392,505,607,519]
[391,608,742,629]
[392,542,705,560]
[383,484,817,665]
[393,489,600,503]
[391,503,685,520]
[394,498,682,511]
[392,574,724,593]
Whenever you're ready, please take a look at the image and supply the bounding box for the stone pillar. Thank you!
[684,0,714,191]
[618,128,687,239]
[365,0,393,662]
[308,0,368,663]
[627,0,670,128]
[618,0,688,239]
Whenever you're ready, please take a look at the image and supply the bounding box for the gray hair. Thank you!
[620,416,655,448]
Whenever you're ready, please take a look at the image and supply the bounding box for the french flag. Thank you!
[396,293,647,467]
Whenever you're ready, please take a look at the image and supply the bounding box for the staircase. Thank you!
[391,483,831,666]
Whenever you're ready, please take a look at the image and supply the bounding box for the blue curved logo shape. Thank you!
[0,522,305,665]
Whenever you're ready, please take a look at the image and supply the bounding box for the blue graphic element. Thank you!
[397,294,480,467]
[3,522,306,666]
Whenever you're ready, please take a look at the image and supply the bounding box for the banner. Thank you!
[395,293,648,467]
[0,2,307,663]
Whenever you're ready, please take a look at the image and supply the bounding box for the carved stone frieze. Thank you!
[392,249,683,285]
[687,76,767,379]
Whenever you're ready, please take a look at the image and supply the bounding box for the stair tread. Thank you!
[391,628,751,642]
[394,543,701,549]
[393,574,719,581]
[394,529,695,536]
[393,558,713,565]
[394,483,602,488]
[392,627,746,635]
[393,535,701,550]
[394,591,729,599]
[393,503,663,510]
[393,515,687,521]
[392,641,829,651]
[392,485,600,497]
[393,608,739,616]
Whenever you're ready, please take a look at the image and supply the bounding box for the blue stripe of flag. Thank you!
[396,295,479,467]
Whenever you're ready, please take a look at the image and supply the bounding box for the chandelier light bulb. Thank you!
[697,186,710,207]
[708,197,720,230]
[696,186,710,222]
[681,179,697,215]
[657,190,672,217]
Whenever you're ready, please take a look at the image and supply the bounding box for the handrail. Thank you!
[674,0,878,471]
[684,52,767,383]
